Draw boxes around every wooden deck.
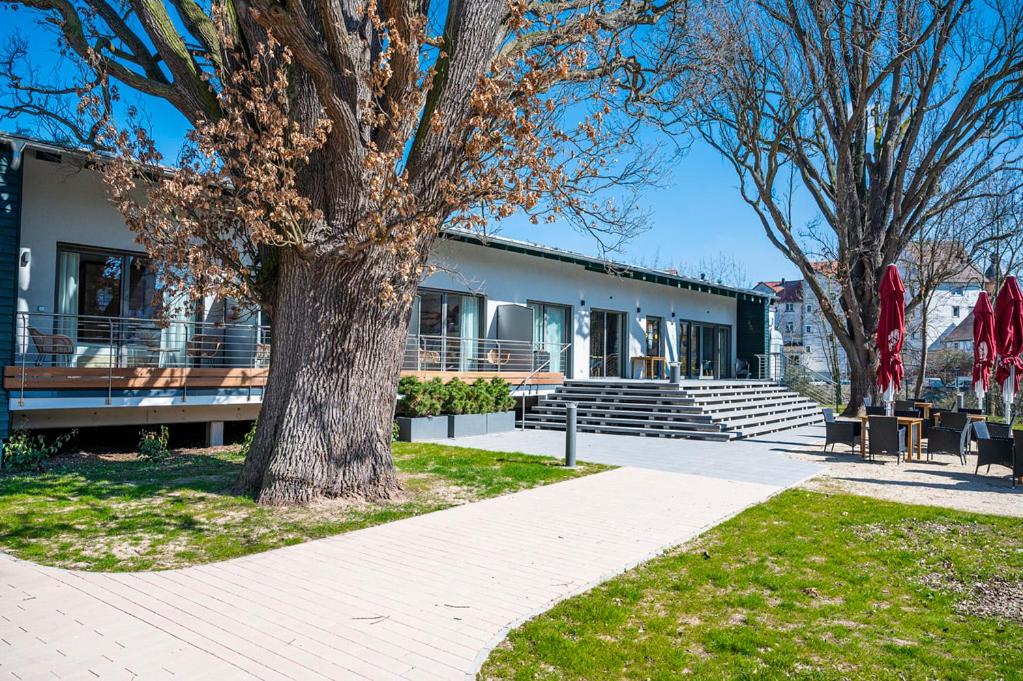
[3,366,563,391]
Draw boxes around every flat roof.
[1,132,768,303]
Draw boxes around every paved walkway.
[1,434,821,680]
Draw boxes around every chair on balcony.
[255,343,271,368]
[187,334,223,365]
[486,348,511,370]
[975,421,1014,477]
[867,415,906,463]
[27,327,74,366]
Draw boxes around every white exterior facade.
[1,137,770,433]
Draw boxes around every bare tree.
[677,253,751,288]
[672,0,1023,414]
[0,1,685,505]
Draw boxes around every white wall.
[423,239,739,378]
[18,153,147,320]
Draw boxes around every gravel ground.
[776,428,1023,517]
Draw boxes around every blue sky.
[1,8,804,287]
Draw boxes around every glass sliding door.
[409,289,482,371]
[56,245,166,367]
[589,309,624,377]
[528,302,572,375]
[645,316,663,356]
[717,326,732,378]
[679,321,733,378]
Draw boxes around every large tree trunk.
[838,267,881,417]
[233,249,412,505]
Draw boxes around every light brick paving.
[1,445,820,681]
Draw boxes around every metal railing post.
[18,313,26,406]
[106,319,113,405]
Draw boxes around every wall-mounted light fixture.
[580,299,585,307]
[636,306,641,314]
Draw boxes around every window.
[644,316,663,356]
[784,322,794,333]
[528,301,572,374]
[784,303,794,312]
[806,325,812,333]
[409,289,483,370]
[952,306,961,317]
[806,304,813,312]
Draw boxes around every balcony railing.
[15,312,272,370]
[402,333,571,375]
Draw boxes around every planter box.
[486,410,516,434]
[448,413,489,438]
[396,415,449,442]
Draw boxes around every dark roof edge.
[442,230,771,302]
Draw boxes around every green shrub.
[240,421,257,457]
[442,378,473,415]
[397,375,516,416]
[1,429,76,473]
[392,420,400,441]
[397,376,445,417]
[138,426,171,459]
[489,377,516,412]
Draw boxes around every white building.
[0,134,772,441]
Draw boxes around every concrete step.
[543,394,700,409]
[532,405,715,423]
[521,419,735,441]
[731,413,824,439]
[525,412,724,432]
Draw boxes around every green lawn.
[481,490,1023,680]
[0,442,607,572]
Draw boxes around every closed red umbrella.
[876,264,906,412]
[972,291,995,403]
[994,275,1023,422]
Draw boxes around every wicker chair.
[186,333,223,362]
[865,405,887,416]
[975,421,1014,476]
[825,419,861,453]
[28,327,74,366]
[867,415,906,463]
[927,419,971,464]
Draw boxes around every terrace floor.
[0,433,820,680]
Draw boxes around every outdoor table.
[630,355,667,379]
[914,401,932,421]
[859,415,924,461]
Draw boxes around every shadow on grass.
[0,450,247,501]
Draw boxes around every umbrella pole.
[1007,365,1016,425]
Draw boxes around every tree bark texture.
[233,249,412,505]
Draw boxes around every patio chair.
[27,326,74,366]
[865,405,887,416]
[895,408,922,419]
[735,358,751,379]
[894,399,917,412]
[940,411,969,431]
[927,418,971,465]
[186,334,223,364]
[974,421,1014,476]
[1013,431,1023,487]
[959,407,984,415]
[867,415,906,464]
[825,419,861,453]
[822,408,835,423]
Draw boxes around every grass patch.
[481,490,1023,680]
[0,442,607,572]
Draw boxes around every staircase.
[521,379,823,440]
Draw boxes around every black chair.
[825,419,861,453]
[927,419,971,464]
[868,415,906,463]
[894,399,917,412]
[960,407,984,415]
[1012,431,1023,487]
[975,421,1014,476]
[988,422,1012,439]
[940,411,970,431]
[895,408,922,419]
[865,405,887,416]
[822,408,835,423]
